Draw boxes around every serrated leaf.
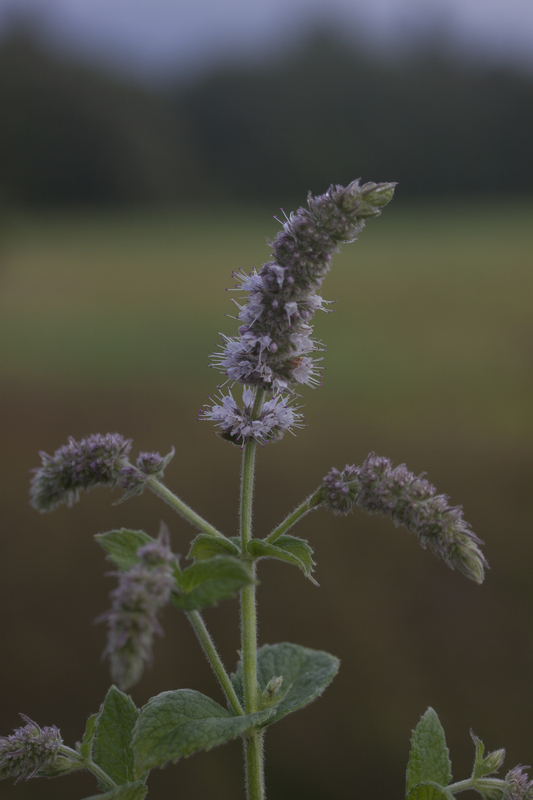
[407,781,455,800]
[93,686,140,786]
[247,535,317,584]
[232,642,340,726]
[77,712,99,761]
[81,780,147,800]
[132,689,271,775]
[95,529,156,571]
[187,534,240,561]
[172,556,254,611]
[406,708,452,795]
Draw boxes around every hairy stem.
[447,779,506,796]
[244,730,265,800]
[265,487,322,544]
[146,477,226,539]
[187,610,244,716]
[60,746,117,790]
[240,388,265,800]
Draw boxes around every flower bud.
[262,676,284,701]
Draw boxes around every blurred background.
[0,1,532,799]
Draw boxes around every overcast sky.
[1,0,532,78]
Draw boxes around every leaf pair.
[97,528,317,616]
[95,528,254,611]
[132,642,340,775]
[188,532,318,584]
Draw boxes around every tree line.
[1,25,532,207]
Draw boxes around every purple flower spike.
[210,180,395,395]
[30,433,132,512]
[30,435,175,511]
[199,388,304,446]
[0,715,62,783]
[98,524,177,690]
[321,453,487,584]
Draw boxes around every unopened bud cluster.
[321,453,487,584]
[98,526,177,690]
[0,715,62,783]
[30,434,173,510]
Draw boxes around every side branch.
[265,488,322,544]
[146,477,227,539]
[186,610,245,716]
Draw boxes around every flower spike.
[320,453,487,583]
[210,179,396,396]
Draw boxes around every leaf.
[132,689,271,775]
[406,782,455,800]
[93,686,140,786]
[172,556,254,611]
[81,780,147,800]
[247,535,317,584]
[187,534,240,561]
[232,642,340,726]
[95,529,155,571]
[406,708,452,795]
[77,712,100,761]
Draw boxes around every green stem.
[265,487,322,544]
[446,780,473,795]
[187,610,245,716]
[146,476,226,539]
[244,730,265,800]
[239,388,265,800]
[87,759,118,791]
[60,745,117,790]
[447,779,506,796]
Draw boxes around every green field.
[1,197,532,445]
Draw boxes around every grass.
[1,197,532,442]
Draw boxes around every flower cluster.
[211,179,395,395]
[320,453,487,584]
[0,715,62,783]
[199,388,304,446]
[30,434,174,511]
[204,180,395,446]
[98,525,177,690]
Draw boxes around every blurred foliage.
[0,23,533,207]
[0,23,202,206]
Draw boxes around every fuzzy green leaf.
[77,712,100,761]
[172,556,254,611]
[187,534,240,561]
[81,780,147,800]
[132,689,271,775]
[95,529,155,571]
[93,686,140,786]
[232,642,340,726]
[406,708,452,795]
[406,782,455,800]
[247,536,317,584]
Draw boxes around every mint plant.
[1,179,526,799]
